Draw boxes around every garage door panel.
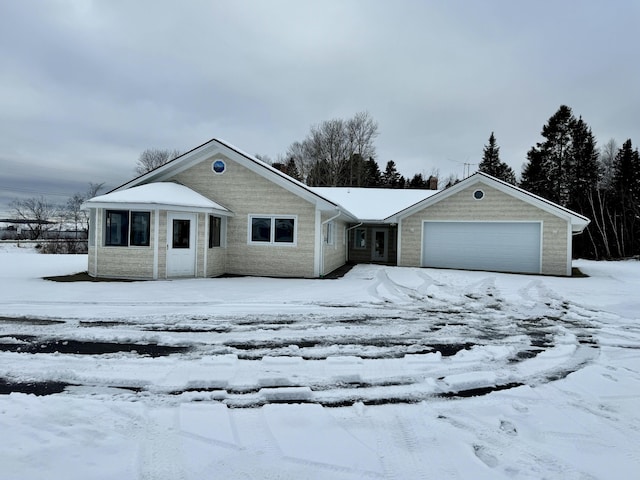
[422,222,541,274]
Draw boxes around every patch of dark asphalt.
[0,378,70,396]
[0,316,64,325]
[0,337,189,356]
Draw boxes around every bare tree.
[135,148,181,175]
[286,141,312,183]
[66,182,105,238]
[287,112,379,186]
[10,196,59,240]
[599,138,618,191]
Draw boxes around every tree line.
[7,183,103,252]
[10,107,638,260]
[519,105,639,260]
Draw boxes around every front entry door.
[371,228,388,262]
[167,212,197,277]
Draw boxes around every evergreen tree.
[568,117,600,210]
[611,139,640,256]
[521,147,552,199]
[382,160,401,188]
[520,105,577,206]
[478,132,516,184]
[363,157,382,187]
[408,173,428,188]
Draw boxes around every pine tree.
[363,158,382,186]
[408,173,427,188]
[478,132,516,184]
[382,160,401,188]
[520,105,576,206]
[521,147,552,199]
[611,139,640,256]
[568,117,600,210]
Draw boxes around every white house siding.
[172,153,318,278]
[322,216,347,276]
[92,209,156,279]
[399,184,570,276]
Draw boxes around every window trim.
[104,209,151,248]
[247,214,298,246]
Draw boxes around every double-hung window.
[249,215,296,245]
[105,210,150,247]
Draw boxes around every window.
[249,215,296,245]
[172,219,190,248]
[105,210,150,247]
[130,212,150,246]
[354,228,366,249]
[105,210,128,246]
[473,189,485,200]
[325,221,335,245]
[209,215,221,248]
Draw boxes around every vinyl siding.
[172,153,318,278]
[322,216,347,275]
[399,184,570,276]
[91,208,156,279]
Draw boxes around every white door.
[167,212,197,277]
[422,221,541,274]
[371,228,388,262]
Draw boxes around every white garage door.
[422,222,541,274]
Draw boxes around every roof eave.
[82,201,233,216]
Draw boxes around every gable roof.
[310,187,439,222]
[110,138,357,221]
[388,172,590,232]
[83,182,232,215]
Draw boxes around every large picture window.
[249,215,296,245]
[105,210,150,247]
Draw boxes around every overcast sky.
[1,0,639,215]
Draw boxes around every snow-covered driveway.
[1,245,639,479]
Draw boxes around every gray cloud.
[1,0,639,214]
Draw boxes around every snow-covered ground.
[1,243,639,479]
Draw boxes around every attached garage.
[421,221,541,274]
[392,173,590,276]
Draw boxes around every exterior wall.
[348,224,398,265]
[87,209,99,276]
[399,184,570,276]
[322,216,348,275]
[172,153,318,278]
[157,210,167,279]
[92,208,156,279]
[206,216,227,277]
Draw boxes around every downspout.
[320,208,342,277]
[345,222,363,263]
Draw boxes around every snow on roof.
[309,187,440,221]
[84,182,229,212]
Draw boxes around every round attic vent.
[473,189,485,200]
